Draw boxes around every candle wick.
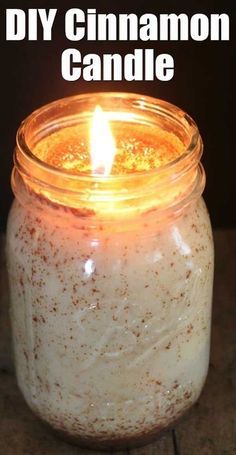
[93,167,106,176]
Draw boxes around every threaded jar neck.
[13,92,205,223]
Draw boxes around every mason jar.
[6,93,214,450]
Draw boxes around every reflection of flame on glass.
[90,106,116,176]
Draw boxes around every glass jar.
[6,93,214,450]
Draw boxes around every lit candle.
[6,93,214,450]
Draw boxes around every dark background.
[0,0,234,230]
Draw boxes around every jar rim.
[16,91,202,184]
[13,92,204,219]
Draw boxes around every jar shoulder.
[6,197,213,273]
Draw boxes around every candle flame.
[90,106,116,176]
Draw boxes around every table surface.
[0,231,236,455]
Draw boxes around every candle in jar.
[6,93,214,450]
